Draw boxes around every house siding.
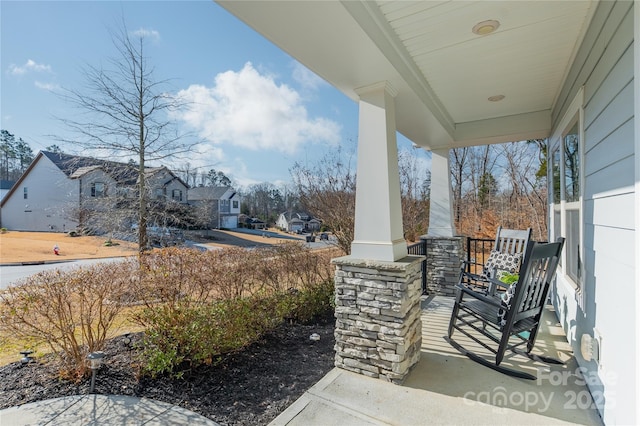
[1,155,79,231]
[187,187,240,229]
[551,1,636,424]
[147,169,189,204]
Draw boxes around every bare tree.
[57,20,196,252]
[398,149,430,241]
[290,148,356,254]
[450,147,468,225]
[241,183,285,223]
[498,141,548,240]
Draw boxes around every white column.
[350,81,407,262]
[633,4,640,425]
[427,148,455,237]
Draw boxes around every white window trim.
[549,87,585,308]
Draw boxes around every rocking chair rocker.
[447,238,565,380]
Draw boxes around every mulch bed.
[0,316,336,425]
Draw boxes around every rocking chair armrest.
[459,285,503,308]
[487,277,509,296]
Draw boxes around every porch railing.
[464,237,494,275]
[407,239,428,295]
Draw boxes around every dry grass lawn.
[0,231,139,264]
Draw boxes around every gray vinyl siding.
[551,1,635,424]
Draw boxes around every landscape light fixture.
[86,351,106,393]
[20,350,34,365]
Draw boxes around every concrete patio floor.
[271,295,604,425]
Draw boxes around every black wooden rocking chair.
[447,238,565,380]
[458,226,532,294]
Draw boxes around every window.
[172,189,183,201]
[91,182,105,197]
[233,200,239,209]
[551,148,562,246]
[563,122,581,283]
[549,88,583,292]
[23,187,28,199]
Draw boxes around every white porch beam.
[427,148,456,237]
[350,81,407,262]
[451,110,551,148]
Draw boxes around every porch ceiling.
[216,1,597,150]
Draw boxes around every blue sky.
[1,1,430,188]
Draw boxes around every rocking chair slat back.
[510,240,562,320]
[493,226,532,255]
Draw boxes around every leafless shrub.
[0,259,135,380]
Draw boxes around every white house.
[276,211,321,233]
[0,151,189,232]
[187,186,241,229]
[0,151,81,231]
[217,1,638,424]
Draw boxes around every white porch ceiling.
[216,1,596,150]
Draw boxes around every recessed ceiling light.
[472,20,500,36]
[488,95,505,102]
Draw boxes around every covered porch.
[271,295,602,425]
[216,1,638,424]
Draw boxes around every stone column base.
[423,236,463,297]
[332,255,423,383]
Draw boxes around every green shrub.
[135,296,285,377]
[280,280,335,324]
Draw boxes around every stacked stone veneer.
[332,255,423,383]
[424,236,463,297]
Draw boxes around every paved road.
[0,258,128,289]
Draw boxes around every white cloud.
[291,61,326,91]
[34,81,60,91]
[132,28,160,41]
[175,62,341,154]
[8,59,52,75]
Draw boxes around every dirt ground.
[0,229,305,264]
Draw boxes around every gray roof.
[188,186,232,201]
[0,180,15,190]
[42,151,139,185]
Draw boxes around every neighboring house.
[146,167,190,204]
[218,1,639,423]
[187,186,241,229]
[276,211,321,233]
[0,150,188,232]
